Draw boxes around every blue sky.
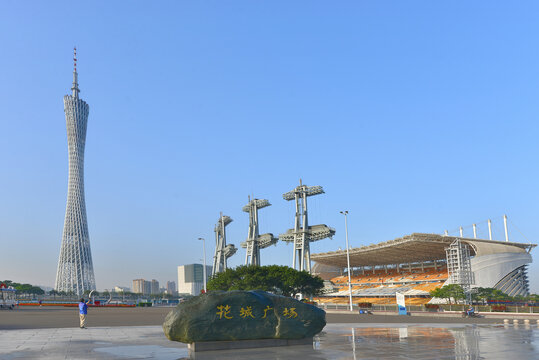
[1,1,538,292]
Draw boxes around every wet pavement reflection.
[1,323,537,359]
[313,323,538,360]
[188,324,538,360]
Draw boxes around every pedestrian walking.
[78,298,90,328]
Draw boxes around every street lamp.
[340,211,353,311]
[198,237,207,293]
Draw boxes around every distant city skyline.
[1,2,538,292]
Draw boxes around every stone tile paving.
[0,324,538,359]
[0,326,188,359]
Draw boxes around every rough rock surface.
[163,290,326,343]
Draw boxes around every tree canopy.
[472,287,507,302]
[0,280,45,295]
[2,280,44,295]
[429,285,539,304]
[429,284,465,304]
[207,265,324,297]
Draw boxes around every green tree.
[49,289,58,300]
[445,284,465,303]
[207,265,324,297]
[430,284,465,304]
[31,286,44,295]
[430,287,451,303]
[2,280,46,297]
[14,283,44,295]
[491,289,510,301]
[472,287,494,304]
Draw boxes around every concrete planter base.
[188,337,313,352]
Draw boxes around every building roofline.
[311,233,536,268]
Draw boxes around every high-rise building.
[55,48,96,296]
[132,279,157,295]
[151,279,160,294]
[143,280,151,295]
[177,264,212,296]
[166,281,176,295]
[132,279,145,294]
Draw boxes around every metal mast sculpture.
[55,48,96,295]
[279,180,335,273]
[241,196,278,266]
[212,213,237,276]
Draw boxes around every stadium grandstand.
[311,233,536,305]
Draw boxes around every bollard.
[524,319,530,325]
[513,319,519,325]
[503,319,509,324]
[537,319,539,326]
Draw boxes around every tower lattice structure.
[212,212,237,276]
[279,180,335,273]
[445,238,474,303]
[240,197,278,266]
[55,48,96,295]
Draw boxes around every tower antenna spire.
[71,46,80,98]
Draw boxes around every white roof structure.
[313,233,537,297]
[312,233,535,268]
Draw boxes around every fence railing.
[317,303,539,313]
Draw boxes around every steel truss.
[55,48,96,296]
[445,238,474,303]
[212,213,236,276]
[240,197,278,266]
[279,179,335,273]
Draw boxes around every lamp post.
[198,237,207,293]
[340,211,353,311]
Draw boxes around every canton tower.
[55,48,96,295]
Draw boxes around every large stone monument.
[163,290,326,351]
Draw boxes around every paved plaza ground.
[0,307,501,329]
[1,307,537,359]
